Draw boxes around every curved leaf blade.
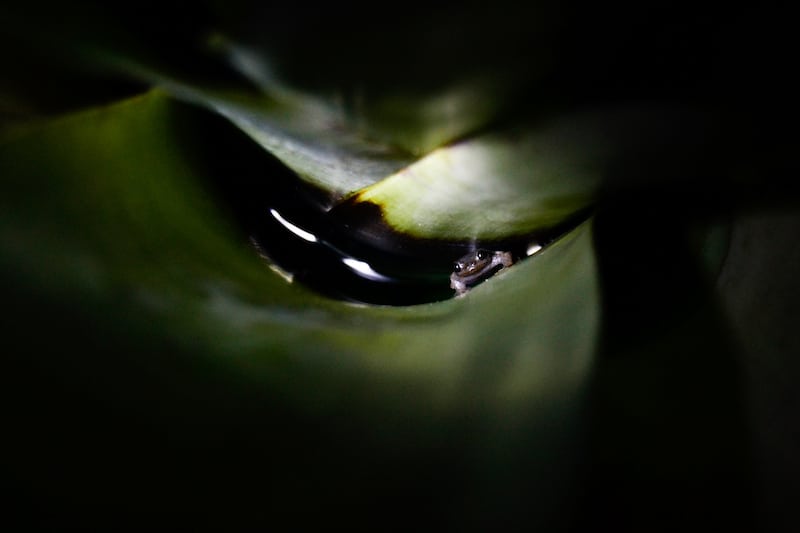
[352,107,681,239]
[0,90,599,412]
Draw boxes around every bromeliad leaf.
[0,90,599,414]
[110,59,413,198]
[349,107,682,240]
[93,40,703,244]
[215,37,521,156]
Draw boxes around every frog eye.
[476,250,488,260]
[453,263,462,272]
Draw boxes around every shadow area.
[581,197,754,530]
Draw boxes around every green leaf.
[1,89,598,407]
[1,89,599,524]
[213,36,526,155]
[350,107,682,239]
[111,62,693,242]
[102,60,414,197]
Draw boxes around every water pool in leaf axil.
[197,111,592,306]
[243,172,590,306]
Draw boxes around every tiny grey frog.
[450,249,514,296]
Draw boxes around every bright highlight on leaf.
[348,106,692,240]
